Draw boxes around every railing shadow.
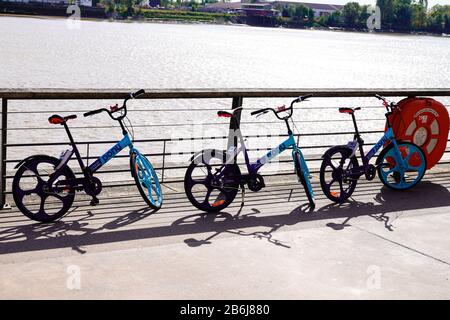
[0,181,449,255]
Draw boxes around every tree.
[281,6,294,18]
[120,0,136,17]
[392,0,412,31]
[101,0,117,14]
[411,1,427,31]
[293,5,308,21]
[377,0,394,29]
[358,4,371,28]
[307,8,314,21]
[342,2,360,28]
[427,5,448,32]
[325,11,342,27]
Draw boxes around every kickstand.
[90,196,99,206]
[240,183,246,207]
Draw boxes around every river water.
[0,16,449,178]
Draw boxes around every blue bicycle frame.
[88,134,134,173]
[349,127,404,167]
[223,130,311,181]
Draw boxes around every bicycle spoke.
[202,187,213,205]
[326,178,336,189]
[338,178,345,195]
[48,191,68,202]
[190,178,208,185]
[36,194,48,217]
[151,183,161,197]
[21,187,38,196]
[329,160,338,170]
[383,167,396,176]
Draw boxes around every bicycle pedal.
[90,196,99,206]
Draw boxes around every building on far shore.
[0,0,93,6]
[203,1,343,18]
[201,1,242,14]
[272,1,343,17]
[241,2,280,17]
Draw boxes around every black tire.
[184,149,241,213]
[377,141,427,191]
[12,155,75,222]
[320,147,359,203]
[294,151,315,208]
[130,151,162,210]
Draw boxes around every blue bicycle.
[12,89,162,222]
[320,94,427,203]
[184,95,315,212]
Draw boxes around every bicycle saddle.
[217,107,243,118]
[48,114,77,125]
[339,107,361,114]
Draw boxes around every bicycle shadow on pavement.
[313,181,450,232]
[0,181,448,254]
[178,203,313,249]
[0,206,157,254]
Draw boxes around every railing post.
[86,143,90,166]
[161,140,166,183]
[227,96,243,149]
[1,98,8,209]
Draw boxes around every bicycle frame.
[347,127,404,173]
[51,122,135,189]
[221,129,303,177]
[88,134,133,173]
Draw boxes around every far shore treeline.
[1,0,449,34]
[98,0,450,34]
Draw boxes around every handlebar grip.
[251,109,268,116]
[131,89,145,98]
[301,93,313,101]
[84,109,104,117]
[374,94,383,100]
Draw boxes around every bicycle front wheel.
[377,142,427,190]
[130,151,162,210]
[293,151,315,208]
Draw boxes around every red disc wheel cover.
[386,97,449,170]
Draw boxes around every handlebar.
[250,108,270,116]
[83,108,106,117]
[293,93,313,104]
[374,94,396,111]
[251,94,312,120]
[84,89,145,120]
[131,89,145,99]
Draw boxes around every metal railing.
[1,88,450,209]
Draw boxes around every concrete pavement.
[0,168,449,299]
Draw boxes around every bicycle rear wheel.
[184,149,241,213]
[12,155,75,222]
[320,147,359,203]
[130,150,162,210]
